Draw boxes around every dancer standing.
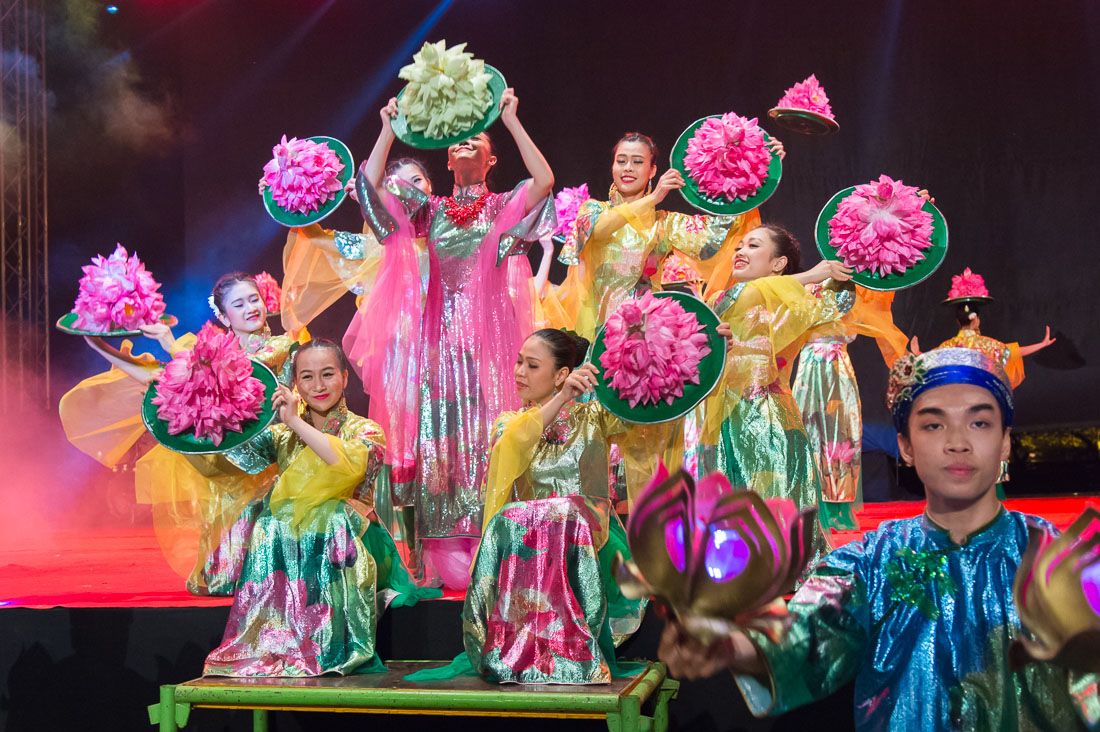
[355,91,555,587]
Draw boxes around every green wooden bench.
[149,660,678,732]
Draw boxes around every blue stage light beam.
[858,0,904,164]
[328,0,454,139]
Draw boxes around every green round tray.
[815,185,948,292]
[56,312,177,337]
[390,65,507,150]
[591,291,725,425]
[262,136,354,227]
[671,116,783,216]
[767,107,839,136]
[141,358,278,454]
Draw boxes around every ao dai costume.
[408,400,647,685]
[201,401,439,677]
[554,187,760,339]
[792,287,908,530]
[698,277,853,554]
[733,509,1100,731]
[356,176,555,550]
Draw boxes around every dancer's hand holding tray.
[670,112,783,215]
[142,323,278,454]
[590,290,724,424]
[57,243,176,336]
[1010,507,1100,673]
[389,40,508,149]
[615,464,819,643]
[815,175,948,291]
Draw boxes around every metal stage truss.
[0,0,48,412]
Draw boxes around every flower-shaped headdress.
[942,267,993,323]
[775,74,835,120]
[1011,507,1100,673]
[615,464,818,642]
[887,347,1013,432]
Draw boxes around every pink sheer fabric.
[343,193,423,485]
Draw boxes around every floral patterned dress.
[202,401,439,677]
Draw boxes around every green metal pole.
[252,708,269,732]
[158,686,178,732]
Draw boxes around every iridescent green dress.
[792,333,862,529]
[201,401,439,677]
[733,509,1100,731]
[698,276,853,554]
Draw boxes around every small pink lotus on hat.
[946,267,989,300]
[775,74,835,121]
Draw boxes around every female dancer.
[413,329,648,684]
[697,225,852,553]
[201,339,438,677]
[355,90,555,588]
[554,132,782,339]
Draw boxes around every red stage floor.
[1,497,1096,609]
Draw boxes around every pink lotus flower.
[683,113,772,202]
[828,175,934,277]
[661,252,701,284]
[258,135,345,215]
[947,267,989,299]
[72,244,166,332]
[823,440,858,465]
[152,323,267,445]
[553,184,589,238]
[775,74,835,120]
[254,271,282,314]
[598,293,711,408]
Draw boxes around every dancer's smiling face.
[394,162,432,195]
[447,133,496,184]
[731,227,788,282]
[293,347,348,415]
[612,140,657,199]
[217,281,266,335]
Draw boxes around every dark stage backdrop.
[48,0,1100,433]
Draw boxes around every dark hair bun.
[569,334,590,368]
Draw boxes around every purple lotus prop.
[1011,507,1100,673]
[614,463,818,642]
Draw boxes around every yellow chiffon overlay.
[280,223,383,338]
[556,189,761,339]
[59,333,196,468]
[702,276,852,444]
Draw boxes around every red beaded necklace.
[442,192,490,227]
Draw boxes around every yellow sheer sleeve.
[135,444,277,584]
[703,276,845,441]
[271,426,385,530]
[280,224,381,338]
[663,209,762,297]
[481,408,544,534]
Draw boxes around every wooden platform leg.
[607,694,641,732]
[147,685,190,731]
[252,708,270,732]
[651,679,680,732]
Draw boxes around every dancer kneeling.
[412,329,647,684]
[659,347,1099,730]
[201,339,439,677]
